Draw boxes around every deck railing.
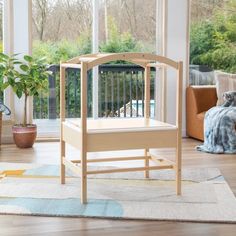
[33,64,156,119]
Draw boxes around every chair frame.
[60,53,183,204]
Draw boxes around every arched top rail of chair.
[63,53,180,70]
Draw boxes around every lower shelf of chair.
[62,118,178,152]
[62,154,176,176]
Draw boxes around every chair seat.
[66,118,177,134]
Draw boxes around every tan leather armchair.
[186,86,217,141]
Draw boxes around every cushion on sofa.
[215,71,236,105]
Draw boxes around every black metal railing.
[33,64,156,119]
[0,91,3,102]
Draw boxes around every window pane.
[99,0,156,53]
[189,0,236,85]
[32,0,92,136]
[32,0,158,137]
[98,0,157,118]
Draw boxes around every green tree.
[100,16,142,54]
[33,32,92,64]
[190,0,236,73]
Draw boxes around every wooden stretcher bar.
[64,155,175,176]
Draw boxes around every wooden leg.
[176,142,182,195]
[60,140,65,184]
[81,151,87,204]
[144,149,149,178]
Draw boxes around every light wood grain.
[60,63,81,69]
[60,53,183,203]
[66,118,177,132]
[144,66,150,178]
[60,65,66,184]
[176,61,183,195]
[80,61,88,203]
[87,165,174,175]
[63,157,81,176]
[71,155,149,163]
[63,52,179,69]
[62,122,81,149]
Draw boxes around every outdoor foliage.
[31,0,236,119]
[32,16,146,65]
[100,16,142,54]
[33,32,92,64]
[32,1,236,72]
[190,0,236,72]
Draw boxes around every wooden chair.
[60,53,183,204]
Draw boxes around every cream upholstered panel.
[215,71,236,105]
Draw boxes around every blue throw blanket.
[197,92,236,154]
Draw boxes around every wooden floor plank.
[0,138,236,236]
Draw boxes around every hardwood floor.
[0,138,236,236]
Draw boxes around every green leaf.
[13,61,22,65]
[2,82,9,90]
[12,53,20,57]
[0,53,9,60]
[36,57,47,64]
[0,63,6,68]
[16,89,23,98]
[24,55,33,62]
[20,64,29,72]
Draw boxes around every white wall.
[3,0,14,119]
[2,0,14,143]
[166,0,189,135]
[92,0,99,118]
[2,0,32,143]
[13,0,32,124]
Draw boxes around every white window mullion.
[155,0,167,122]
[28,0,33,124]
[92,0,99,119]
[13,0,32,124]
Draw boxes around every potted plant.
[0,53,50,148]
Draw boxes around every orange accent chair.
[186,86,217,141]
